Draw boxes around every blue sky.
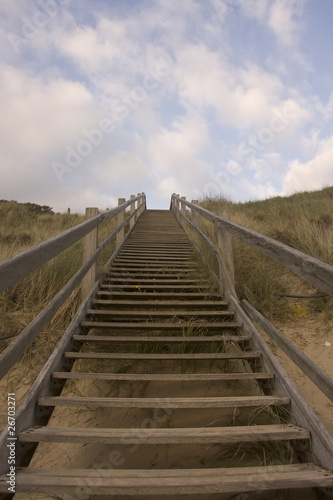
[1,0,333,212]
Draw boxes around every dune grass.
[0,200,120,407]
[197,186,333,318]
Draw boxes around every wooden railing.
[171,194,333,403]
[0,193,146,380]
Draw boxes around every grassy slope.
[199,186,333,318]
[0,200,117,377]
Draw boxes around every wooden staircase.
[1,209,333,499]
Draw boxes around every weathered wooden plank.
[81,207,99,300]
[52,371,274,382]
[119,250,193,256]
[109,266,197,272]
[113,258,192,263]
[100,284,211,290]
[38,395,290,408]
[86,309,233,318]
[96,292,221,299]
[103,278,208,284]
[92,299,228,308]
[107,273,197,279]
[241,299,333,403]
[81,320,241,330]
[3,464,331,495]
[64,351,261,360]
[72,334,248,343]
[19,424,310,445]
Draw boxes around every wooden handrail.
[0,194,145,294]
[0,195,145,380]
[241,299,333,402]
[171,194,333,296]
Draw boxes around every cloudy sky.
[1,0,333,212]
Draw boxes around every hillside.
[199,186,333,317]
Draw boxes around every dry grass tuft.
[197,186,333,319]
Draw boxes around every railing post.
[116,198,126,249]
[171,193,176,212]
[181,196,187,230]
[141,192,145,214]
[81,207,99,300]
[175,194,180,221]
[217,210,235,289]
[130,194,136,229]
[191,200,199,227]
[136,193,141,216]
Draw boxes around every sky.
[1,0,333,212]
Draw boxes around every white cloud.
[175,42,312,141]
[0,64,104,206]
[239,0,270,21]
[268,0,306,49]
[282,134,333,195]
[240,0,308,51]
[147,112,213,203]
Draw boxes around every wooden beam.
[19,424,310,444]
[116,198,126,249]
[241,299,333,403]
[38,395,290,408]
[1,464,332,495]
[52,371,274,382]
[81,207,99,300]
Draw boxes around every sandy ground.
[269,310,333,437]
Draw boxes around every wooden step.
[52,371,275,382]
[103,278,208,284]
[114,259,193,265]
[96,292,221,300]
[120,249,193,254]
[109,266,198,272]
[38,395,290,409]
[64,351,261,361]
[3,464,331,495]
[81,320,241,330]
[100,284,211,291]
[86,309,234,319]
[107,273,201,280]
[92,299,228,308]
[19,424,310,445]
[2,464,332,496]
[73,334,249,344]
